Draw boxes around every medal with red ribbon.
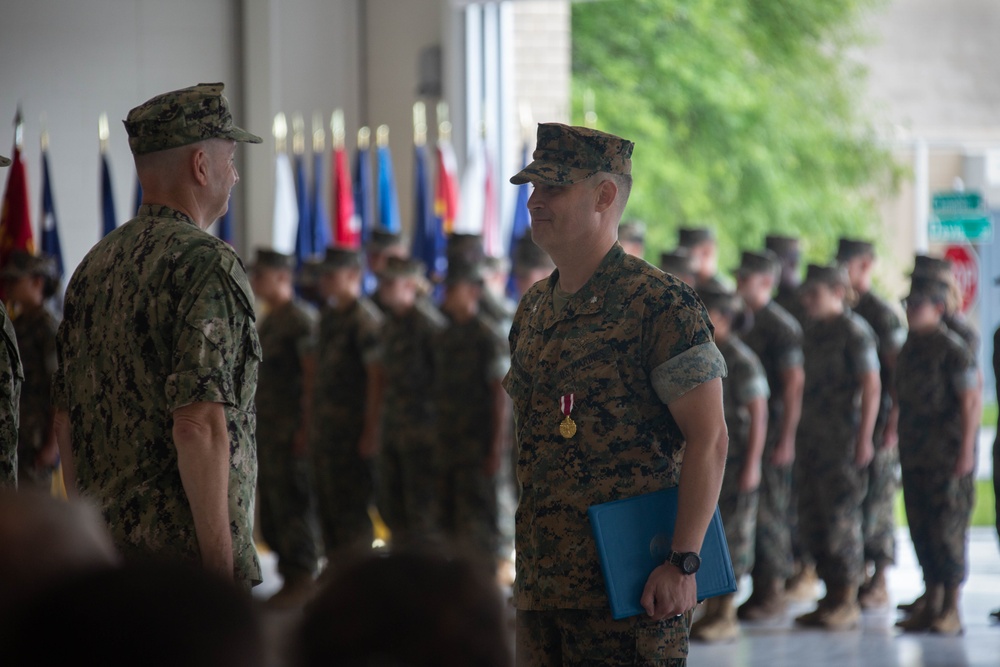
[559,393,577,439]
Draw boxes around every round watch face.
[682,553,701,574]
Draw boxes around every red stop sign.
[943,245,978,313]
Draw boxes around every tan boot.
[690,597,721,639]
[929,586,964,636]
[817,586,861,630]
[795,592,833,627]
[692,594,740,642]
[785,561,820,602]
[858,564,890,610]
[896,591,926,616]
[896,584,942,632]
[265,570,316,610]
[738,577,787,621]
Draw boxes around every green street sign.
[929,190,993,243]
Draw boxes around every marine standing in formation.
[250,248,320,607]
[1,251,58,491]
[53,82,263,587]
[794,264,880,629]
[504,123,728,665]
[0,153,22,490]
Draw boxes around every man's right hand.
[770,434,795,467]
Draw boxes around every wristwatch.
[666,550,701,575]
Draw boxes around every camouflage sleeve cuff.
[777,347,804,371]
[650,342,728,405]
[165,367,236,411]
[737,374,770,405]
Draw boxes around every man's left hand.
[640,562,696,620]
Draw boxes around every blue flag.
[411,143,443,280]
[376,144,401,234]
[40,149,64,277]
[506,142,532,299]
[101,153,117,237]
[311,150,331,253]
[293,153,313,266]
[353,144,373,248]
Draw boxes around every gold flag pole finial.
[357,126,371,151]
[413,101,427,147]
[40,112,49,152]
[273,112,288,154]
[331,109,346,150]
[14,105,25,151]
[436,101,451,143]
[292,113,305,156]
[98,112,110,154]
[376,124,389,148]
[312,111,326,154]
[583,89,597,129]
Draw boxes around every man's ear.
[595,178,618,213]
[191,147,210,187]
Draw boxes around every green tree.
[572,0,902,271]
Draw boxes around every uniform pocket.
[634,615,689,666]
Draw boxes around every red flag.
[434,140,459,235]
[0,145,35,269]
[332,145,358,247]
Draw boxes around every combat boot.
[794,592,832,627]
[896,590,926,615]
[692,594,740,642]
[816,586,861,630]
[785,561,820,602]
[737,577,786,621]
[858,563,890,610]
[929,586,963,636]
[690,597,720,638]
[896,584,942,632]
[265,570,316,610]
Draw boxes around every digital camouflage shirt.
[719,336,769,460]
[310,296,383,435]
[255,298,317,439]
[742,300,803,428]
[853,290,906,433]
[896,325,978,471]
[53,204,261,584]
[433,312,509,464]
[13,306,58,462]
[0,307,22,489]
[798,311,879,454]
[503,243,727,610]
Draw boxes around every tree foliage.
[572,0,902,270]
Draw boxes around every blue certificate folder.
[587,487,737,620]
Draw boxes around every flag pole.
[436,101,451,143]
[98,112,110,154]
[273,112,288,154]
[40,114,49,153]
[331,109,346,151]
[376,124,389,149]
[14,105,24,151]
[312,112,325,155]
[292,113,305,157]
[413,102,427,148]
[358,126,370,151]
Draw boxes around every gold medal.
[559,393,576,439]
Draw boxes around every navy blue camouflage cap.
[735,250,780,277]
[835,237,875,263]
[510,123,633,186]
[0,155,9,168]
[124,82,262,156]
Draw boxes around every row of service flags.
[269,111,530,283]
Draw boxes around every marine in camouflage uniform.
[310,247,384,566]
[836,238,907,608]
[677,227,729,292]
[1,251,60,491]
[52,83,263,587]
[692,287,768,642]
[377,256,446,546]
[766,234,807,326]
[249,249,320,606]
[505,124,728,666]
[895,276,978,635]
[433,261,510,569]
[0,153,20,490]
[793,264,880,630]
[735,250,804,619]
